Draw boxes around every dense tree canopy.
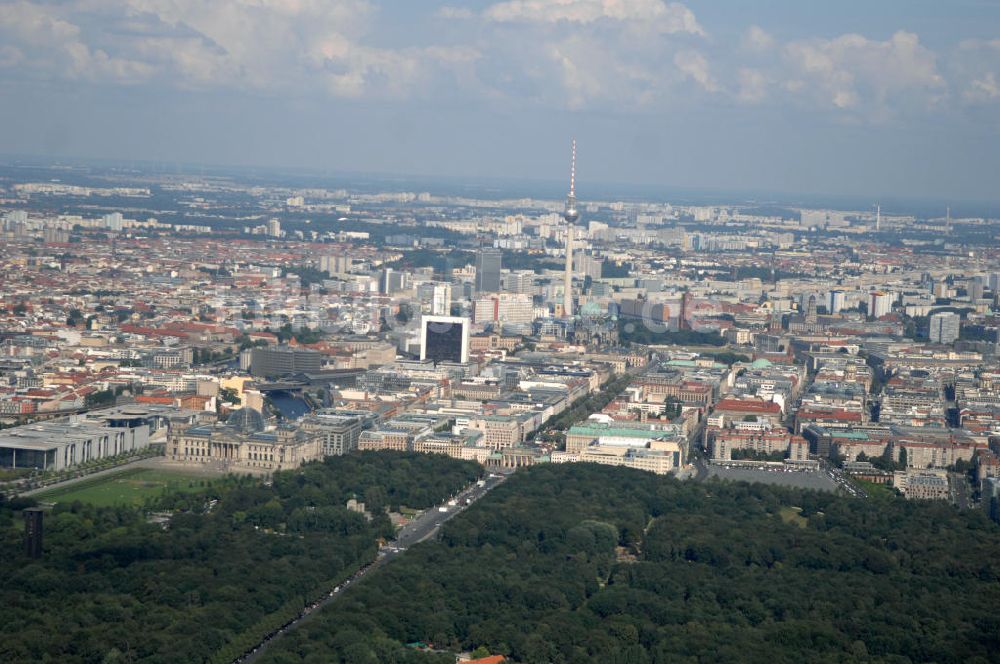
[262,464,1000,664]
[0,452,480,664]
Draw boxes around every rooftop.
[568,423,679,439]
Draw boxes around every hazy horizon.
[2,152,996,220]
[1,1,999,205]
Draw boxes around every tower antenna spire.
[569,138,576,198]
[562,139,580,319]
[564,139,579,223]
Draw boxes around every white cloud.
[469,0,708,110]
[953,39,1000,105]
[782,31,945,116]
[674,50,717,92]
[437,6,474,20]
[0,1,153,83]
[484,0,703,35]
[541,35,659,109]
[0,0,470,98]
[743,25,775,52]
[1,0,996,121]
[959,38,1000,52]
[313,43,481,99]
[737,68,768,103]
[966,72,1000,102]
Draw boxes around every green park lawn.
[777,505,808,528]
[34,467,214,507]
[855,478,898,499]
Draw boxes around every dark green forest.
[0,452,480,664]
[262,463,1000,664]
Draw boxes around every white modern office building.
[420,315,470,364]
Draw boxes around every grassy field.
[34,467,215,507]
[855,479,898,499]
[778,505,808,528]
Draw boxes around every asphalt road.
[393,472,506,549]
[950,472,971,509]
[235,472,508,663]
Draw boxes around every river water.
[267,391,311,420]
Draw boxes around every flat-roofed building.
[637,374,714,405]
[412,432,482,460]
[300,412,364,456]
[357,429,413,452]
[929,311,960,344]
[249,345,322,377]
[420,315,470,364]
[466,414,528,449]
[709,431,809,462]
[475,248,502,293]
[469,334,520,353]
[895,470,949,500]
[560,445,680,475]
[565,421,685,454]
[0,406,164,471]
[899,439,978,469]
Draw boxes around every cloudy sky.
[1,0,999,202]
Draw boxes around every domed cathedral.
[167,408,322,474]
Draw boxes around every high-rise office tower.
[473,293,534,325]
[417,282,452,316]
[420,315,470,364]
[475,248,502,293]
[563,139,580,318]
[381,269,408,294]
[576,253,603,280]
[929,311,960,344]
[969,277,985,302]
[869,291,893,319]
[103,212,124,231]
[320,255,353,276]
[502,271,534,294]
[828,290,846,314]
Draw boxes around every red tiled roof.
[714,399,781,414]
[136,395,174,405]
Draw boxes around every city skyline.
[2,128,1000,662]
[1,1,999,202]
[4,3,1000,662]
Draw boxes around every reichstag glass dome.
[228,407,266,434]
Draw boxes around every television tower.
[563,139,580,318]
[875,202,880,232]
